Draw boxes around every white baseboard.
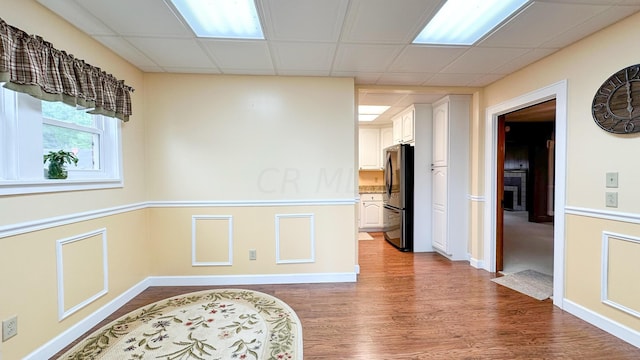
[147,272,357,286]
[563,298,640,348]
[25,278,151,360]
[25,272,356,359]
[469,257,484,269]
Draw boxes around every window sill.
[0,178,123,196]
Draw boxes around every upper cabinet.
[392,105,415,144]
[380,127,393,151]
[432,101,449,167]
[359,127,381,170]
[359,126,393,170]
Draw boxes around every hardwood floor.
[53,232,640,359]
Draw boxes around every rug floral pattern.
[60,289,301,360]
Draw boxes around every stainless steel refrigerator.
[382,144,414,251]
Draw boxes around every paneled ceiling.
[37,0,640,124]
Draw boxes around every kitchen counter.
[359,185,385,194]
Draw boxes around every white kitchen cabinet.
[401,107,415,143]
[359,127,381,170]
[359,193,383,230]
[430,95,471,260]
[392,105,415,144]
[432,101,448,167]
[392,117,402,144]
[431,167,448,252]
[380,126,393,150]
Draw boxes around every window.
[0,86,122,195]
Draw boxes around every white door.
[431,167,448,253]
[432,101,448,167]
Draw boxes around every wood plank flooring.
[53,232,640,359]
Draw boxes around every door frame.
[483,80,567,309]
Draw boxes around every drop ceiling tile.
[424,73,485,87]
[94,36,159,69]
[492,48,559,75]
[480,2,608,48]
[222,68,276,75]
[271,42,336,72]
[542,5,640,48]
[388,46,469,73]
[201,40,274,72]
[467,74,508,87]
[334,72,382,84]
[161,67,221,74]
[341,0,438,43]
[37,0,115,36]
[334,44,404,72]
[441,47,530,74]
[75,0,192,37]
[126,37,216,68]
[277,69,331,76]
[261,0,349,42]
[376,72,431,86]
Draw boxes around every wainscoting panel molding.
[275,213,315,264]
[56,228,108,320]
[601,231,640,319]
[191,215,233,266]
[1,199,357,239]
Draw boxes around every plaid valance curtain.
[0,18,134,122]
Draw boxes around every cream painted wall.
[0,210,150,359]
[143,74,356,201]
[0,0,147,226]
[142,73,357,291]
[1,3,358,358]
[0,1,150,359]
[478,12,640,333]
[147,205,356,276]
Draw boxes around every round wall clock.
[592,64,640,134]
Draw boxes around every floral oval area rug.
[59,289,302,360]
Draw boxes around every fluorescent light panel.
[359,105,390,122]
[413,0,527,45]
[171,0,264,39]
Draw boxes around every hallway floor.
[503,210,554,276]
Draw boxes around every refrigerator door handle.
[385,155,393,198]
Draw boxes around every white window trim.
[0,89,123,196]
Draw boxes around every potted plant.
[43,150,78,179]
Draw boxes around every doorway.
[483,80,567,308]
[497,101,555,276]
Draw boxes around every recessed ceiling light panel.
[171,0,264,39]
[358,105,390,122]
[413,0,528,46]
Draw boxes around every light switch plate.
[606,172,618,188]
[606,192,618,207]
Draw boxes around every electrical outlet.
[2,316,17,342]
[606,172,618,188]
[606,192,618,208]
[249,249,257,260]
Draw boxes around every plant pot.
[46,162,68,179]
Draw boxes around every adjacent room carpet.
[358,232,374,240]
[492,269,553,301]
[58,289,302,359]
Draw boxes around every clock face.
[592,64,640,134]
